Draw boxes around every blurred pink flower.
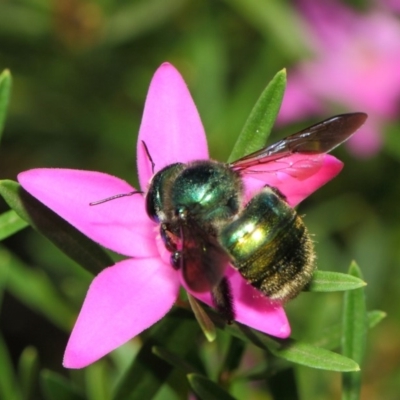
[18,63,344,369]
[279,0,400,157]
[380,0,400,13]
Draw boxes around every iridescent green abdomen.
[219,187,315,301]
[146,160,315,308]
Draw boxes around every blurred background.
[1,0,400,399]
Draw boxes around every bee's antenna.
[142,140,155,174]
[89,191,142,206]
[90,141,154,206]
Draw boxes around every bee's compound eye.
[145,163,186,222]
[145,189,160,222]
[170,252,181,270]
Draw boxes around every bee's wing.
[231,113,367,179]
[180,221,230,294]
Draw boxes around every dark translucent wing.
[231,112,367,171]
[180,221,230,293]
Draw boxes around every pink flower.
[279,0,400,157]
[380,0,400,13]
[18,63,344,368]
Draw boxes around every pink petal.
[228,268,290,338]
[243,155,343,207]
[284,3,400,123]
[137,62,209,190]
[63,258,180,368]
[18,169,158,258]
[190,268,290,338]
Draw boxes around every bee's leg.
[212,277,235,324]
[160,223,179,252]
[170,251,181,270]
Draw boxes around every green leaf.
[310,310,386,351]
[202,308,359,371]
[187,373,236,400]
[227,69,286,162]
[187,292,216,342]
[0,69,12,142]
[239,309,385,381]
[0,245,76,331]
[341,262,367,400]
[40,370,85,400]
[306,270,366,292]
[219,336,245,375]
[366,310,386,329]
[85,361,110,400]
[18,347,39,400]
[112,308,200,400]
[270,339,359,372]
[0,334,21,400]
[152,346,201,374]
[0,180,112,275]
[0,210,28,240]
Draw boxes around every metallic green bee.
[143,112,367,322]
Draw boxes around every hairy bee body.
[219,187,315,301]
[92,112,367,322]
[135,112,368,321]
[146,160,314,305]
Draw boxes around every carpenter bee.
[144,112,367,322]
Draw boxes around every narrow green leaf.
[109,341,141,376]
[0,334,21,400]
[342,262,367,400]
[0,245,76,331]
[227,69,286,162]
[270,339,359,372]
[152,346,201,374]
[0,180,112,275]
[40,370,85,400]
[310,310,386,351]
[0,209,28,240]
[202,308,359,371]
[366,310,386,329]
[112,308,199,400]
[0,69,12,142]
[219,336,245,375]
[239,309,385,381]
[187,292,216,342]
[306,270,366,292]
[187,373,236,400]
[85,361,110,400]
[18,347,39,400]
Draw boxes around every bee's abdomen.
[219,187,315,302]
